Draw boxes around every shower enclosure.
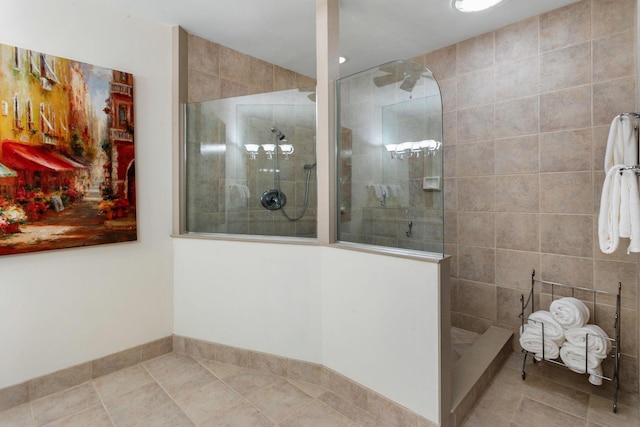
[336,60,444,254]
[184,88,317,238]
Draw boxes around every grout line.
[28,400,36,427]
[91,381,117,427]
[192,356,278,425]
[139,358,200,427]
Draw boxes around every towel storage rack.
[519,270,622,412]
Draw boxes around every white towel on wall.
[229,184,250,199]
[619,171,632,238]
[370,184,387,199]
[598,165,640,254]
[564,324,611,359]
[624,170,640,253]
[388,184,402,197]
[550,297,590,329]
[240,185,250,199]
[605,115,637,171]
[599,164,624,253]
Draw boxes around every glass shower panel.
[185,88,317,238]
[337,60,444,254]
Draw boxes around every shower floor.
[451,326,481,362]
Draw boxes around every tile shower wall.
[187,34,316,103]
[412,0,639,392]
[187,33,318,237]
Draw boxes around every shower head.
[270,127,287,141]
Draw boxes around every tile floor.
[461,351,640,427]
[0,352,404,427]
[0,348,638,426]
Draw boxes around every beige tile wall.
[187,34,315,103]
[412,0,639,392]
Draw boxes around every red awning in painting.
[1,141,86,172]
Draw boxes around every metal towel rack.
[519,270,622,413]
[617,112,640,175]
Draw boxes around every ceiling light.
[453,0,505,13]
[339,56,347,64]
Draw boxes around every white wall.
[321,247,443,419]
[173,239,445,422]
[0,0,174,388]
[173,239,324,363]
[0,3,445,423]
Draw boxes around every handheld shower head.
[270,127,286,141]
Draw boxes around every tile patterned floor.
[461,351,640,427]
[0,352,399,427]
[1,349,638,426]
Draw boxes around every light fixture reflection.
[279,144,294,159]
[261,143,276,159]
[200,142,226,155]
[244,144,260,160]
[384,140,442,159]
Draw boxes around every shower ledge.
[451,326,513,427]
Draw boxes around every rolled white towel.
[560,342,604,384]
[564,325,611,359]
[589,365,604,386]
[524,310,565,345]
[519,326,560,361]
[550,297,590,329]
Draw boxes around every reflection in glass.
[185,88,317,237]
[336,60,444,254]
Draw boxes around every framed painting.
[0,43,136,255]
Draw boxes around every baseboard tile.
[1,335,440,426]
[176,335,439,427]
[0,336,173,412]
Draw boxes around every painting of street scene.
[0,43,136,256]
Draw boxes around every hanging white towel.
[623,170,640,253]
[229,184,250,199]
[370,184,387,199]
[550,297,590,329]
[388,184,403,197]
[604,115,637,171]
[599,165,640,254]
[598,165,624,254]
